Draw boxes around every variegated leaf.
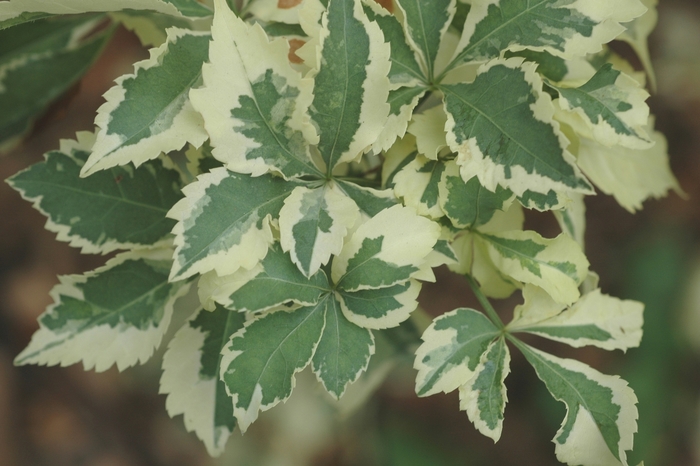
[553,64,652,149]
[81,29,209,175]
[220,299,327,432]
[395,0,455,81]
[450,0,471,34]
[190,0,321,179]
[407,105,448,160]
[160,305,245,456]
[447,0,646,70]
[392,155,446,219]
[208,243,331,312]
[0,0,212,21]
[0,11,51,30]
[312,296,374,398]
[414,308,500,397]
[459,336,510,442]
[7,132,183,254]
[309,0,390,171]
[332,204,441,291]
[15,249,190,372]
[517,189,569,212]
[442,58,593,197]
[169,168,300,281]
[247,0,305,24]
[110,10,202,47]
[0,15,113,152]
[382,136,418,189]
[509,286,643,352]
[577,124,681,213]
[477,230,589,305]
[279,183,360,277]
[619,0,658,91]
[517,342,637,466]
[336,180,398,217]
[184,140,223,177]
[373,85,426,152]
[553,192,586,246]
[337,279,421,329]
[438,160,514,229]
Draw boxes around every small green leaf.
[8,132,184,254]
[220,299,327,432]
[414,308,500,397]
[160,305,245,456]
[15,249,190,372]
[312,296,374,399]
[337,279,421,329]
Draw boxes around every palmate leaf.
[442,58,593,197]
[552,64,652,149]
[332,204,441,292]
[8,132,184,254]
[169,167,301,281]
[0,14,113,152]
[309,0,390,172]
[374,85,426,153]
[190,0,321,179]
[508,286,644,352]
[336,279,421,329]
[0,0,212,21]
[392,155,446,219]
[279,183,360,277]
[160,305,245,456]
[447,0,646,71]
[15,249,191,372]
[476,229,589,305]
[515,342,638,466]
[82,28,210,175]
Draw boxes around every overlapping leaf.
[0,0,212,21]
[392,155,447,219]
[160,305,245,456]
[336,180,397,217]
[442,58,593,197]
[15,249,190,372]
[190,0,321,179]
[337,279,421,329]
[81,29,209,175]
[8,132,184,254]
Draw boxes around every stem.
[465,274,505,329]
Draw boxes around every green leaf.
[553,64,652,149]
[309,0,390,172]
[82,29,210,175]
[477,230,589,305]
[110,10,199,47]
[337,279,421,329]
[414,308,500,397]
[0,0,212,20]
[0,11,52,30]
[459,337,510,442]
[509,286,644,352]
[393,155,446,219]
[15,249,190,372]
[0,14,113,152]
[332,205,441,291]
[438,160,514,229]
[336,180,398,217]
[7,132,184,254]
[517,342,637,466]
[279,183,360,277]
[169,168,300,281]
[160,305,245,456]
[442,58,592,196]
[220,299,327,432]
[395,0,455,81]
[447,0,646,70]
[190,1,321,179]
[312,296,374,398]
[202,243,331,313]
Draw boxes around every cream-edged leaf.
[15,249,191,372]
[448,0,647,69]
[443,58,593,197]
[109,10,202,47]
[312,296,374,399]
[337,279,421,330]
[618,0,657,91]
[414,308,500,397]
[190,0,320,179]
[407,105,448,160]
[393,155,447,219]
[247,0,305,24]
[477,230,589,305]
[7,131,184,254]
[373,85,426,152]
[459,336,510,442]
[336,180,398,217]
[0,0,212,20]
[279,183,360,277]
[332,205,441,291]
[160,305,245,456]
[220,299,327,432]
[169,168,301,281]
[309,0,391,171]
[517,343,638,466]
[553,192,586,247]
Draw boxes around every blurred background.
[1,0,700,464]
